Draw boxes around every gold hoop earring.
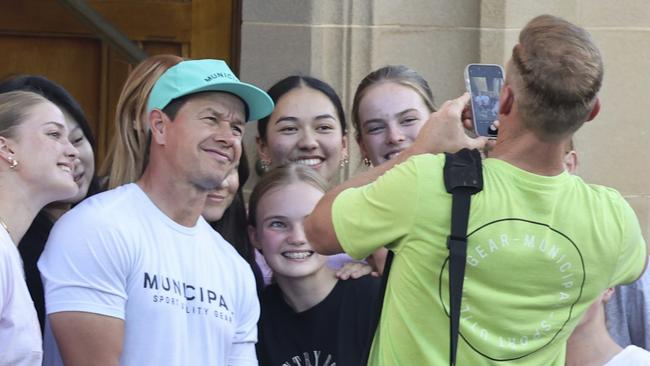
[7,156,18,169]
[363,157,372,167]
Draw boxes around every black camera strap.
[444,148,483,366]
[361,149,482,366]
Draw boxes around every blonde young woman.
[249,164,379,366]
[0,91,79,365]
[350,65,437,273]
[0,75,100,331]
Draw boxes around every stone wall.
[240,0,650,243]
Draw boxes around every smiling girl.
[352,65,436,167]
[0,75,101,331]
[256,76,348,183]
[0,91,79,365]
[350,65,437,273]
[249,164,379,366]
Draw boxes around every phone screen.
[466,64,504,137]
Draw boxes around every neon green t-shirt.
[332,154,646,365]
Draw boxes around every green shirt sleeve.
[331,156,427,260]
[609,193,647,286]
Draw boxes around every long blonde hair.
[100,54,183,189]
[0,91,51,139]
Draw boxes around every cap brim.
[189,82,274,121]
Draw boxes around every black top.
[257,275,380,366]
[18,211,54,331]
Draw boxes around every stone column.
[240,0,481,184]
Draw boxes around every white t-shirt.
[604,345,650,365]
[39,183,259,366]
[0,227,42,365]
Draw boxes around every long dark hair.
[0,74,102,197]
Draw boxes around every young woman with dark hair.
[255,75,378,276]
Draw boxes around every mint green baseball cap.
[147,59,273,121]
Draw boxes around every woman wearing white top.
[566,287,650,365]
[0,91,79,366]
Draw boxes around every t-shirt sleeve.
[609,195,647,286]
[228,263,260,366]
[332,156,424,260]
[38,209,130,319]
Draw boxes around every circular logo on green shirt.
[439,218,585,361]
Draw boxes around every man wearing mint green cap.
[39,58,273,366]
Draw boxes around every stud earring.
[339,157,349,168]
[260,158,271,171]
[363,157,372,167]
[256,157,272,176]
[7,156,18,169]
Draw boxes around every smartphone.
[464,64,504,137]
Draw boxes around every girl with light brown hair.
[101,54,183,189]
[0,91,79,365]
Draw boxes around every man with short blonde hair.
[306,15,646,365]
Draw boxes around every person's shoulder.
[0,232,14,261]
[259,283,283,306]
[197,219,249,268]
[608,345,650,364]
[617,261,650,290]
[339,275,381,301]
[408,153,446,167]
[53,184,142,237]
[62,184,140,221]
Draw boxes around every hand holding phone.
[464,64,504,137]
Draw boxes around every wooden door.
[0,0,240,164]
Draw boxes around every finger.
[462,117,474,131]
[336,267,352,279]
[466,136,489,151]
[461,104,473,121]
[336,270,351,280]
[448,93,472,115]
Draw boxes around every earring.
[256,157,272,176]
[339,157,349,168]
[260,158,271,171]
[7,156,18,169]
[363,157,372,167]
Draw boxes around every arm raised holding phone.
[305,92,487,255]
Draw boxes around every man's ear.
[149,109,168,145]
[499,85,514,116]
[586,97,601,122]
[248,225,262,251]
[563,150,578,174]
